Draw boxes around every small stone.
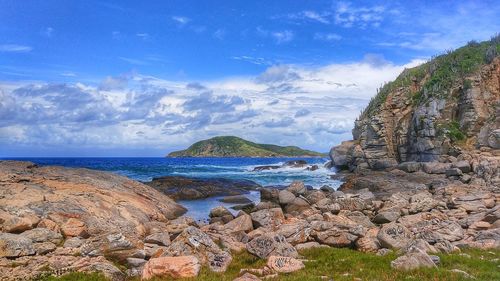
[445,168,463,177]
[141,256,201,279]
[233,273,262,281]
[373,211,400,224]
[64,237,84,248]
[267,256,305,273]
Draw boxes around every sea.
[2,157,341,220]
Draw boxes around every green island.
[167,136,325,157]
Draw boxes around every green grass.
[42,248,500,281]
[167,136,325,157]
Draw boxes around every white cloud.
[213,29,225,40]
[0,44,32,53]
[0,57,424,154]
[42,27,54,37]
[272,30,294,44]
[172,16,191,25]
[314,33,342,41]
[334,1,386,28]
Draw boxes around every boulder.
[145,233,171,247]
[210,206,233,218]
[377,223,413,249]
[409,191,438,214]
[0,233,35,258]
[260,188,280,204]
[284,197,310,213]
[267,256,304,273]
[356,228,380,253]
[278,190,296,205]
[391,250,436,270]
[33,241,57,255]
[373,211,400,224]
[142,256,201,279]
[250,208,285,229]
[287,181,307,196]
[422,162,452,174]
[1,215,38,233]
[246,233,298,259]
[224,213,253,233]
[64,237,84,248]
[277,219,311,245]
[164,226,232,272]
[20,228,63,244]
[398,162,421,173]
[453,161,471,173]
[445,168,463,177]
[219,195,253,204]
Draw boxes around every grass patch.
[35,272,107,281]
[43,248,500,281]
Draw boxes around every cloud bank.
[0,58,424,156]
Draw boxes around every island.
[167,136,326,157]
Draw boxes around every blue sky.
[0,0,499,156]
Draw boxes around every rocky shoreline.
[0,157,498,280]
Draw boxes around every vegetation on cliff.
[168,136,325,157]
[360,34,500,119]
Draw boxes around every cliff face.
[331,37,500,179]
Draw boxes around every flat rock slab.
[267,256,305,273]
[146,176,261,200]
[142,256,201,279]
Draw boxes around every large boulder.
[250,208,285,229]
[329,141,355,169]
[142,256,201,279]
[164,226,232,272]
[377,223,413,249]
[286,181,307,196]
[0,161,186,242]
[0,233,35,258]
[391,250,437,270]
[223,213,253,233]
[246,233,298,259]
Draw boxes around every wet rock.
[146,176,261,200]
[210,206,233,218]
[219,195,253,204]
[267,256,304,273]
[283,160,308,168]
[142,256,201,279]
[253,165,281,171]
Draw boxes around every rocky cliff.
[331,36,499,186]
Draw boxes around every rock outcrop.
[0,161,186,280]
[329,38,499,187]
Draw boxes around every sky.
[0,0,499,157]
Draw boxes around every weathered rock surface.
[266,256,304,273]
[142,256,201,279]
[145,176,261,200]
